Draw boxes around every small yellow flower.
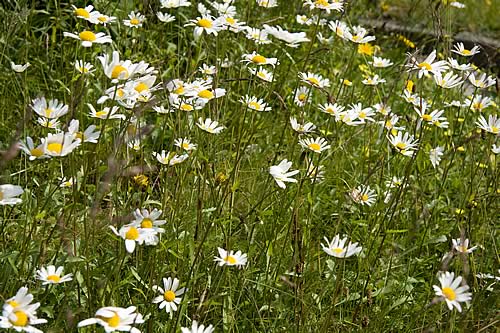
[133,174,149,187]
[358,43,374,56]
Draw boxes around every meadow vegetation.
[0,0,498,332]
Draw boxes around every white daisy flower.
[0,184,24,205]
[240,95,271,112]
[241,51,278,66]
[10,62,30,73]
[452,238,478,254]
[299,72,330,88]
[123,11,145,28]
[290,117,316,134]
[388,131,419,157]
[0,287,47,333]
[214,247,247,268]
[174,138,197,151]
[63,30,112,47]
[181,320,214,333]
[245,27,272,45]
[109,224,156,253]
[299,137,331,153]
[321,235,362,258]
[35,265,73,285]
[263,24,310,48]
[406,50,449,78]
[476,115,499,135]
[433,271,472,312]
[31,97,68,119]
[157,12,176,23]
[152,150,189,166]
[77,306,144,332]
[72,5,95,20]
[74,60,95,75]
[185,15,223,40]
[196,118,225,134]
[152,277,186,316]
[88,104,126,120]
[451,42,480,57]
[370,56,393,68]
[68,119,101,143]
[269,159,299,189]
[429,146,444,168]
[43,132,81,157]
[248,67,274,82]
[19,137,48,160]
[468,72,496,89]
[362,74,386,86]
[350,185,377,206]
[161,0,191,8]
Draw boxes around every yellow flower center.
[180,103,194,111]
[462,49,471,55]
[251,55,266,64]
[10,311,28,327]
[30,148,44,157]
[418,62,432,71]
[79,31,96,42]
[164,290,176,302]
[472,102,483,110]
[198,18,212,28]
[225,255,237,264]
[332,247,344,254]
[125,227,139,240]
[95,110,108,118]
[98,16,108,22]
[308,143,321,151]
[79,66,89,73]
[75,132,84,141]
[385,120,393,128]
[257,71,266,79]
[343,79,352,86]
[492,126,499,134]
[225,17,236,25]
[135,82,149,93]
[174,86,184,95]
[101,313,120,328]
[44,108,54,117]
[457,245,468,253]
[315,0,329,6]
[182,143,190,149]
[361,194,369,201]
[111,65,129,79]
[298,93,307,101]
[359,112,366,119]
[130,18,140,25]
[141,218,153,228]
[248,101,261,110]
[47,142,63,154]
[396,142,407,150]
[198,89,214,99]
[47,274,61,283]
[307,77,320,86]
[74,8,90,18]
[422,114,432,122]
[442,287,456,301]
[352,35,361,42]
